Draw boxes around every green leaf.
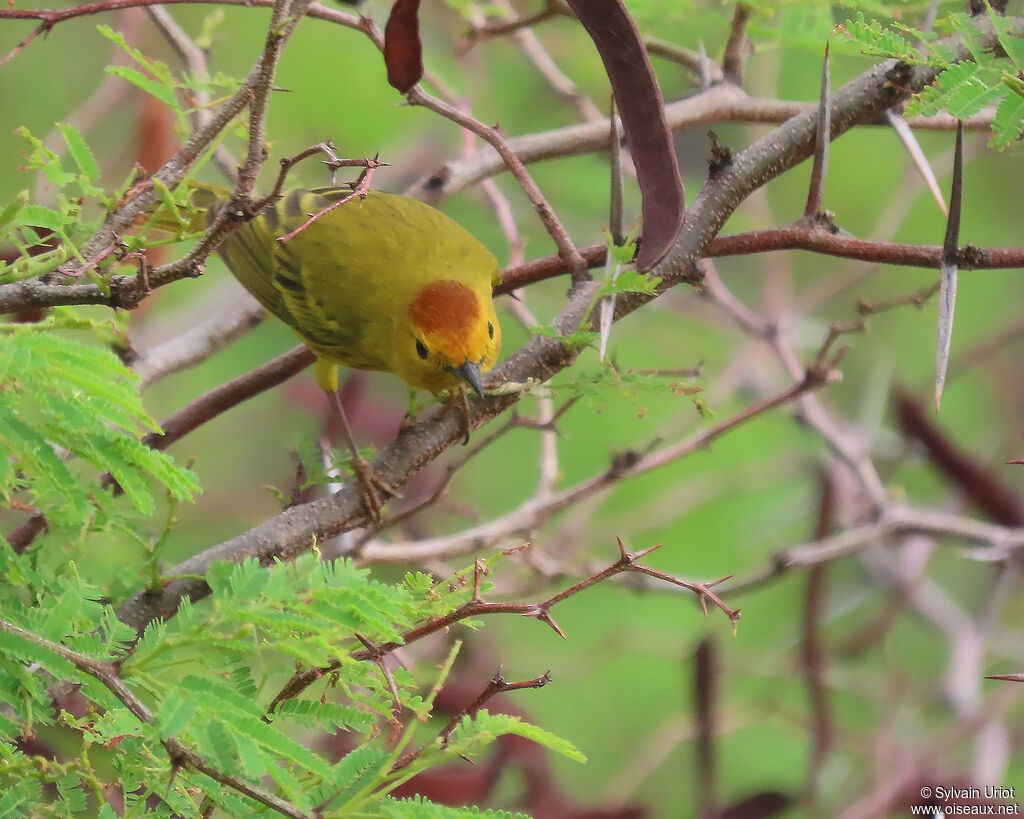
[105,65,178,107]
[0,778,43,817]
[991,80,1024,148]
[274,698,374,733]
[530,324,599,352]
[202,720,239,771]
[0,396,92,523]
[378,795,531,818]
[447,710,586,763]
[16,204,64,232]
[227,715,333,778]
[180,674,264,719]
[598,269,662,298]
[57,123,100,182]
[154,686,198,738]
[318,747,388,806]
[841,12,924,63]
[0,327,199,526]
[0,191,29,232]
[55,774,87,814]
[907,62,1002,119]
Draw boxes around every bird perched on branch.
[160,184,502,520]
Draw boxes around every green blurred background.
[2,0,1023,814]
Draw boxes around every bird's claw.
[441,387,473,445]
[398,412,418,433]
[349,454,401,523]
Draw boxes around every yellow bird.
[182,186,503,518]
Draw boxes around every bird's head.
[401,280,501,396]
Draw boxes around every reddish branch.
[693,637,719,818]
[143,345,314,452]
[438,670,552,746]
[894,391,1024,527]
[801,471,836,806]
[7,226,1020,315]
[267,539,739,712]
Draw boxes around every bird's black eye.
[487,322,494,340]
[415,339,429,359]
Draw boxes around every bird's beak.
[451,360,484,398]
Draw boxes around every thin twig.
[276,159,384,243]
[721,4,750,86]
[405,85,587,283]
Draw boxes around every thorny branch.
[268,539,739,712]
[5,223,1024,315]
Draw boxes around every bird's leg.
[440,386,473,445]
[327,389,401,523]
[399,390,421,433]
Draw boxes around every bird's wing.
[266,190,381,368]
[216,201,293,324]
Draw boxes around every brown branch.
[275,158,385,243]
[131,294,266,388]
[267,538,738,711]
[721,4,750,86]
[142,345,314,453]
[20,220,1023,316]
[721,506,1024,598]
[354,633,403,722]
[235,0,311,199]
[497,0,603,124]
[704,228,1024,270]
[389,667,553,775]
[0,20,50,68]
[438,669,552,747]
[894,391,1024,527]
[495,225,1024,296]
[801,470,835,808]
[466,0,572,39]
[644,36,724,83]
[252,141,373,211]
[693,637,718,818]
